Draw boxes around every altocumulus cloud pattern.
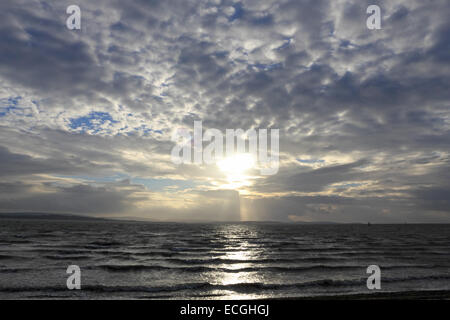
[0,0,449,223]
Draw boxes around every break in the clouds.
[0,0,449,222]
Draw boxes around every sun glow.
[217,153,255,189]
[217,153,255,175]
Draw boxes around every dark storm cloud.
[0,182,142,215]
[413,186,450,212]
[253,159,370,193]
[0,145,112,177]
[0,126,175,178]
[0,181,31,194]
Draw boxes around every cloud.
[253,159,370,193]
[0,0,448,222]
[0,182,141,215]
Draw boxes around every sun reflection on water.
[206,224,269,299]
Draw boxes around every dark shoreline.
[269,290,450,300]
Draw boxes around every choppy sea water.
[0,219,449,299]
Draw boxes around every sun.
[217,153,255,175]
[217,153,255,189]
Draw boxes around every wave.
[163,256,345,265]
[0,254,29,260]
[86,241,124,247]
[30,249,92,255]
[43,254,92,260]
[94,263,450,273]
[2,274,450,294]
[95,264,363,273]
[0,268,36,273]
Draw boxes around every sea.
[0,219,449,299]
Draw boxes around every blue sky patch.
[0,96,21,117]
[229,3,244,22]
[69,111,118,133]
[252,62,283,72]
[297,159,325,164]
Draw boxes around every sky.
[0,0,449,223]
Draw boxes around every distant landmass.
[0,212,343,224]
[292,221,342,224]
[0,212,106,221]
